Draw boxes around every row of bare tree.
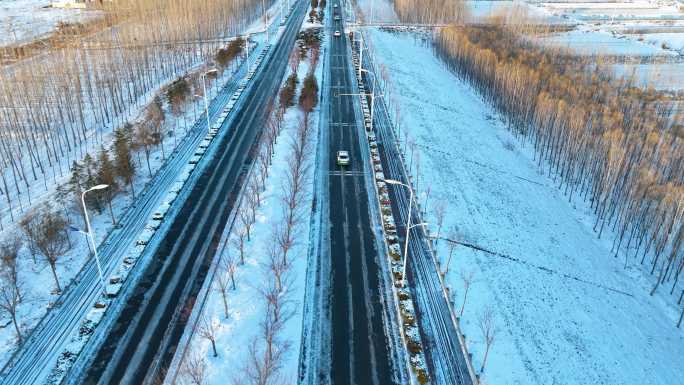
[433,24,684,326]
[237,62,317,385]
[0,0,267,226]
[393,0,467,25]
[179,49,320,383]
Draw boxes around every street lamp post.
[383,178,425,287]
[262,0,270,43]
[81,184,109,295]
[200,68,218,133]
[245,34,251,70]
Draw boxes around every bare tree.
[459,269,474,317]
[232,225,248,265]
[394,0,468,24]
[240,205,255,242]
[0,275,23,345]
[182,350,207,385]
[214,255,234,318]
[261,258,296,326]
[444,227,459,276]
[260,280,286,327]
[241,333,289,385]
[478,307,498,374]
[0,238,23,344]
[257,150,271,191]
[224,252,238,291]
[433,200,448,241]
[265,235,288,293]
[20,206,70,293]
[198,315,219,357]
[275,221,295,268]
[248,177,262,211]
[276,117,313,266]
[135,122,157,177]
[242,279,294,385]
[0,235,22,302]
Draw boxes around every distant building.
[50,0,88,9]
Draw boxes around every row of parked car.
[45,42,277,385]
[125,43,272,288]
[351,43,429,384]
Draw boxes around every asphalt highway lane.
[326,9,396,385]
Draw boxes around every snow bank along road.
[314,8,401,385]
[0,30,269,385]
[69,3,308,385]
[356,37,474,385]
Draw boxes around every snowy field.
[0,0,101,46]
[531,0,684,88]
[365,28,684,385]
[636,31,684,51]
[534,28,668,54]
[467,0,562,21]
[464,0,684,89]
[613,61,684,88]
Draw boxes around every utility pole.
[262,0,270,43]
